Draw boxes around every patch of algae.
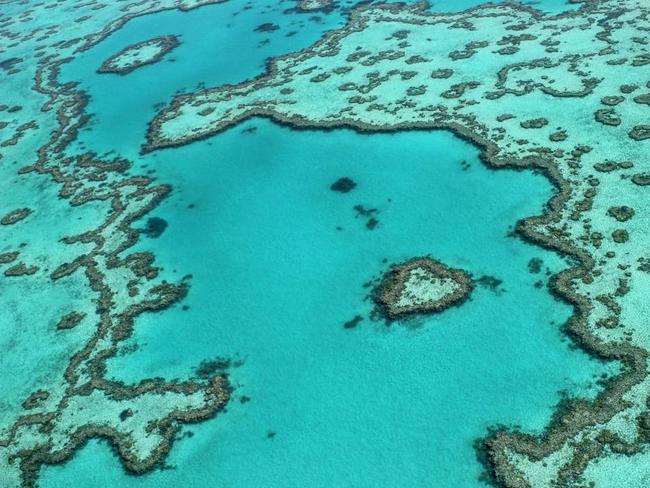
[0,1,231,487]
[145,1,650,486]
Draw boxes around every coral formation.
[98,35,180,75]
[0,1,230,486]
[142,0,650,485]
[373,257,473,320]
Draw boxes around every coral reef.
[0,1,230,486]
[98,35,179,75]
[373,257,473,320]
[143,0,650,485]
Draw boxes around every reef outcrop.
[98,35,179,75]
[373,257,473,320]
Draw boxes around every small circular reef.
[373,257,473,320]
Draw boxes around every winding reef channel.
[0,0,649,487]
[0,1,234,486]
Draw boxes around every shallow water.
[8,0,613,485]
[42,119,611,487]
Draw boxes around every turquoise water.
[38,0,610,486]
[42,120,611,487]
[60,0,581,158]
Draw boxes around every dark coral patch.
[607,206,635,222]
[142,217,168,238]
[255,23,279,33]
[330,177,356,193]
[1,207,32,225]
[343,315,363,329]
[56,312,86,330]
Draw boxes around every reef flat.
[0,1,231,486]
[144,1,650,486]
[97,35,179,75]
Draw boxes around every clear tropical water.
[37,0,612,486]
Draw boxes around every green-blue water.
[40,0,610,486]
